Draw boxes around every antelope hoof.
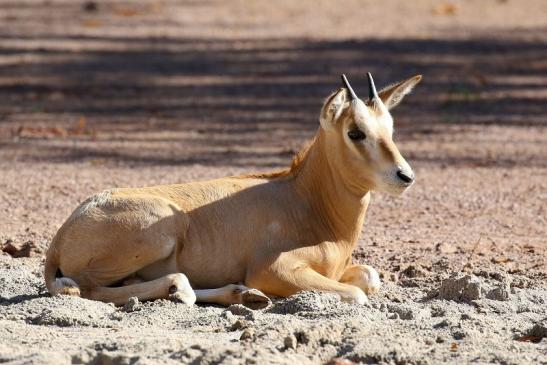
[234,286,271,309]
[167,274,196,305]
[362,266,381,295]
[341,287,369,306]
[169,290,196,306]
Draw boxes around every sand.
[0,1,546,363]
[0,256,545,364]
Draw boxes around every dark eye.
[347,129,366,141]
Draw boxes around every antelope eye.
[347,129,366,141]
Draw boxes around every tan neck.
[292,129,370,244]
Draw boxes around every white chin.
[380,184,410,196]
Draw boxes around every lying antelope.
[44,73,421,308]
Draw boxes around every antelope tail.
[44,245,80,297]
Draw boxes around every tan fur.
[44,75,422,307]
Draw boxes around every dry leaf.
[114,7,141,17]
[83,19,102,28]
[148,2,162,12]
[450,342,458,352]
[435,242,457,254]
[491,256,512,264]
[1,240,37,258]
[73,117,87,135]
[473,74,488,86]
[516,335,543,343]
[17,126,68,138]
[433,3,459,16]
[90,158,106,166]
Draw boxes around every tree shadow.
[0,29,545,168]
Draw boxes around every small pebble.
[123,297,141,312]
[230,319,250,331]
[433,319,453,328]
[452,330,466,340]
[438,275,482,302]
[294,330,310,345]
[327,358,358,365]
[528,323,547,338]
[486,285,510,301]
[379,303,387,312]
[110,313,123,321]
[240,329,255,341]
[284,334,297,349]
[227,304,253,316]
[221,310,235,321]
[461,313,472,320]
[71,352,91,364]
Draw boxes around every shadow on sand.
[0,30,545,167]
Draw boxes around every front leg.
[340,264,381,295]
[247,265,369,305]
[194,284,271,309]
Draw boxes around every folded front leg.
[340,264,381,295]
[248,266,369,305]
[194,284,271,309]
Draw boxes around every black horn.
[366,72,378,101]
[341,74,358,100]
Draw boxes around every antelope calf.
[45,73,421,308]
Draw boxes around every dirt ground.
[0,1,546,364]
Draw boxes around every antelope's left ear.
[378,75,422,110]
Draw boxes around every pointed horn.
[341,74,358,100]
[366,72,378,101]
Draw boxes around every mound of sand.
[0,256,545,364]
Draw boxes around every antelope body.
[44,74,422,308]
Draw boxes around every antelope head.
[319,73,422,196]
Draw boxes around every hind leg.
[85,273,196,306]
[55,194,188,291]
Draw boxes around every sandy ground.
[0,0,546,364]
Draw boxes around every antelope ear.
[378,75,422,110]
[319,88,348,129]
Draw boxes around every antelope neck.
[293,129,369,244]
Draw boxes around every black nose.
[397,169,414,184]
